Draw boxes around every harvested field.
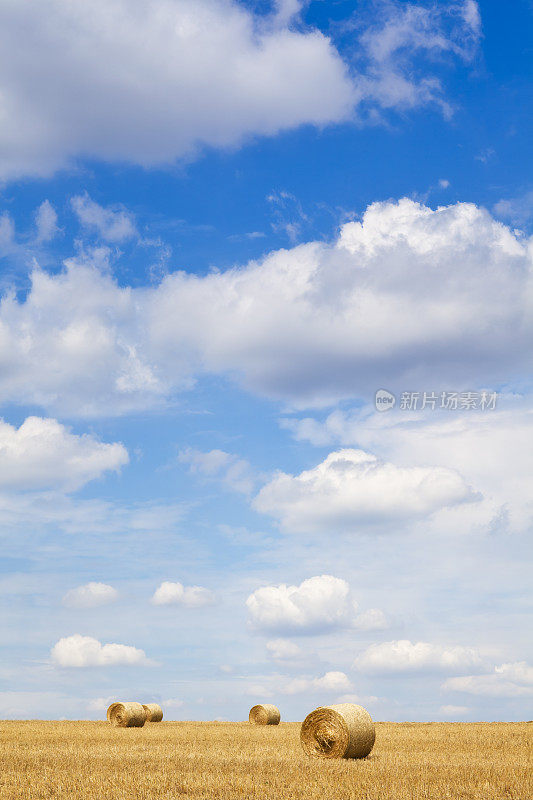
[0,720,530,800]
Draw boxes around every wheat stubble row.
[0,720,530,800]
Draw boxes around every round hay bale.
[248,703,281,725]
[300,703,375,759]
[142,703,163,722]
[106,701,146,727]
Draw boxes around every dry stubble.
[0,720,530,800]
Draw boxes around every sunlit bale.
[248,704,281,725]
[142,703,163,722]
[106,701,146,727]
[300,703,375,759]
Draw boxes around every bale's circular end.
[106,701,146,727]
[248,704,281,725]
[300,703,375,759]
[142,703,163,722]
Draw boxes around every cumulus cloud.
[35,200,59,243]
[266,638,302,660]
[354,640,482,673]
[51,634,149,667]
[62,582,119,609]
[179,448,256,495]
[443,662,533,697]
[0,1,481,180]
[245,574,381,634]
[151,581,215,608]
[0,416,128,492]
[283,399,533,534]
[0,0,354,180]
[254,449,477,533]
[282,671,352,695]
[0,200,530,416]
[71,194,137,242]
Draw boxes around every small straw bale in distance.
[301,703,375,759]
[106,702,146,728]
[142,703,163,722]
[248,704,281,725]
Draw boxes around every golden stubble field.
[0,720,531,800]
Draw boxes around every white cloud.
[246,575,352,634]
[284,400,533,534]
[179,448,256,495]
[0,258,169,416]
[354,640,482,673]
[0,200,531,416]
[356,1,481,119]
[254,449,477,533]
[0,416,128,492]
[51,634,149,667]
[282,671,352,695]
[0,0,354,180]
[0,1,480,180]
[62,582,119,609]
[35,200,59,243]
[151,581,215,608]
[266,638,302,660]
[443,662,533,697]
[71,194,137,242]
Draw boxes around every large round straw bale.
[248,704,281,725]
[300,703,375,759]
[142,703,163,722]
[106,701,146,727]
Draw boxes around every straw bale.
[300,703,375,759]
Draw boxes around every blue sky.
[0,0,532,722]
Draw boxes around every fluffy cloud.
[151,581,215,608]
[0,259,170,416]
[0,0,354,180]
[179,448,256,495]
[282,671,352,695]
[0,416,128,492]
[62,582,119,609]
[354,640,482,673]
[246,575,363,634]
[51,634,148,667]
[254,449,477,533]
[443,662,533,697]
[0,199,529,416]
[0,2,480,180]
[71,194,137,242]
[284,399,533,534]
[266,638,302,660]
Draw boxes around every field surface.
[0,720,530,800]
